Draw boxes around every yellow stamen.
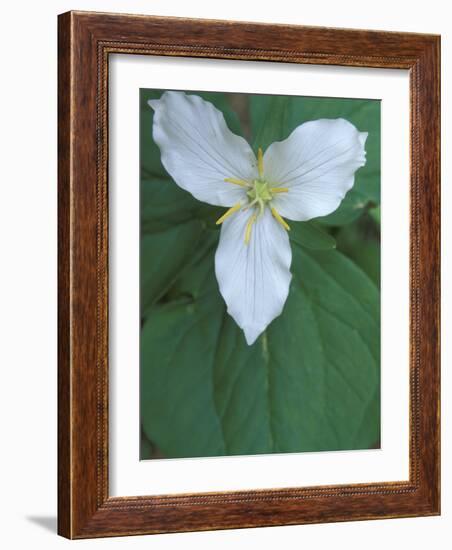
[245,213,257,245]
[271,207,290,231]
[215,202,242,225]
[224,177,249,188]
[270,187,289,194]
[257,147,264,179]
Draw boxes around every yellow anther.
[215,202,242,225]
[224,177,249,188]
[270,187,289,194]
[257,147,264,179]
[245,213,257,245]
[271,207,290,231]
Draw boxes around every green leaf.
[141,177,225,233]
[163,230,219,302]
[141,178,203,233]
[289,221,336,250]
[252,96,292,152]
[141,245,380,458]
[140,220,204,319]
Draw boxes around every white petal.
[263,119,368,221]
[215,208,292,345]
[149,91,258,207]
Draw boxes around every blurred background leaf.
[141,220,204,319]
[289,221,336,250]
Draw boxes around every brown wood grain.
[57,10,440,539]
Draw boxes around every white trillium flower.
[148,91,368,345]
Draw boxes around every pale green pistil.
[247,179,273,217]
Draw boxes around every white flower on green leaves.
[149,92,367,345]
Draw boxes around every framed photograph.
[58,11,440,538]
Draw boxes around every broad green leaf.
[141,178,223,233]
[141,268,227,458]
[141,244,380,458]
[141,220,204,319]
[141,178,203,233]
[289,221,336,250]
[164,230,219,302]
[252,96,292,152]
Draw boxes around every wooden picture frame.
[58,10,440,539]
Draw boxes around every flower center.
[216,147,291,244]
[246,179,273,217]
